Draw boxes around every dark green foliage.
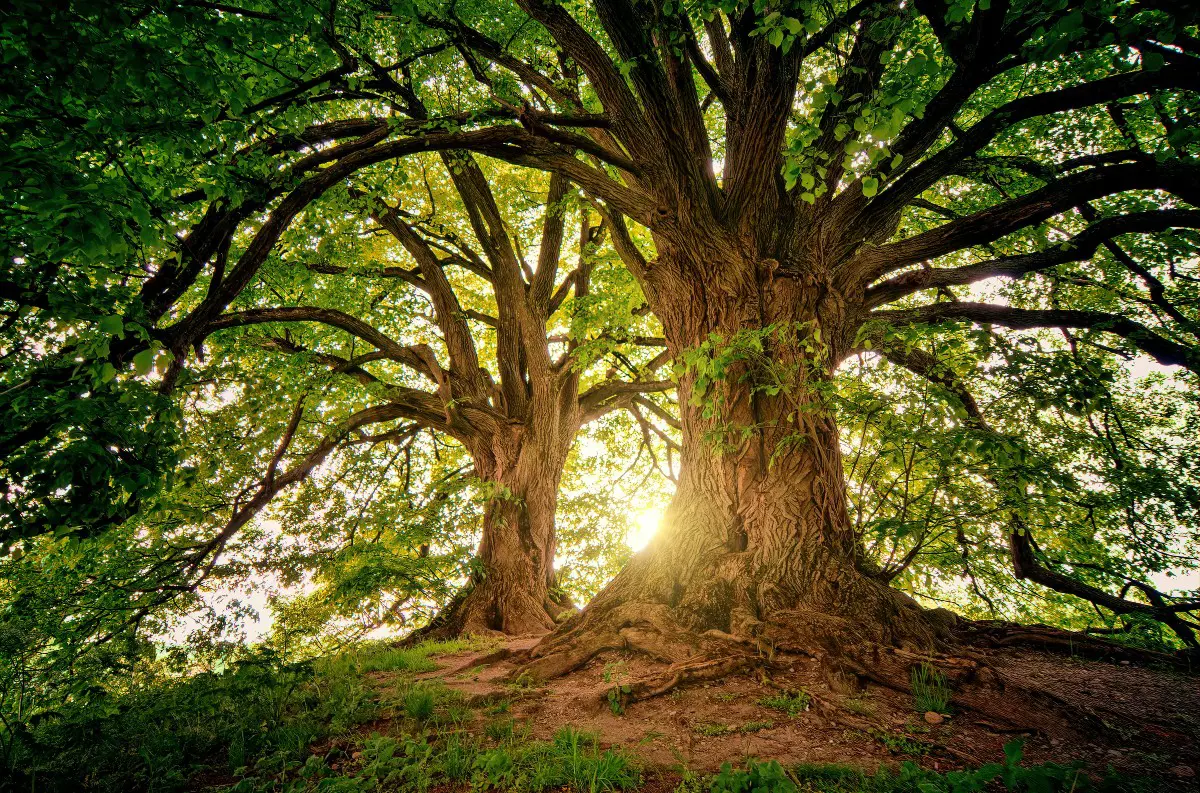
[711,760,797,793]
[0,641,467,792]
[725,742,1138,793]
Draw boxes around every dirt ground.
[380,636,1200,789]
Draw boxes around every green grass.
[722,743,1142,793]
[317,635,496,677]
[740,720,775,733]
[910,662,952,715]
[758,689,811,716]
[486,716,517,742]
[867,728,932,757]
[403,685,437,722]
[1,633,1149,793]
[0,637,482,792]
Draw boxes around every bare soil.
[375,636,1200,789]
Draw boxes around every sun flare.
[626,510,662,553]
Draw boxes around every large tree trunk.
[451,431,570,635]
[525,248,942,675]
[422,384,581,638]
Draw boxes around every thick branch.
[205,306,440,381]
[872,302,1200,373]
[864,209,1200,307]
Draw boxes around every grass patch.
[740,720,775,733]
[403,685,437,722]
[910,662,952,715]
[712,742,1138,793]
[472,726,640,793]
[867,728,932,757]
[1,637,489,792]
[842,695,875,717]
[694,722,737,737]
[485,716,517,742]
[758,689,811,716]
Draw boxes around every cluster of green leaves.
[838,320,1199,642]
[0,0,354,545]
[678,321,834,454]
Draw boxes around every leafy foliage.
[2,0,1200,784]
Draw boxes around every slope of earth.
[377,635,1200,789]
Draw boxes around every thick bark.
[443,420,575,636]
[525,245,941,676]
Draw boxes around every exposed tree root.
[503,553,1200,758]
[402,583,570,645]
[508,595,1200,752]
[625,655,757,703]
[958,619,1197,668]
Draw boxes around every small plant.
[485,717,515,742]
[672,766,704,793]
[868,728,932,756]
[474,746,517,789]
[739,720,774,733]
[713,691,738,702]
[438,734,479,781]
[843,694,875,717]
[509,670,537,690]
[404,685,437,722]
[910,662,952,715]
[443,702,475,726]
[602,661,632,715]
[757,689,811,716]
[694,722,736,737]
[710,759,797,793]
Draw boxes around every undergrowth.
[758,689,811,717]
[0,637,492,792]
[712,742,1143,793]
[0,637,1151,793]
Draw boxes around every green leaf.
[98,315,124,338]
[133,348,157,376]
[862,176,879,198]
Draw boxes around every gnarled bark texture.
[435,401,578,636]
[525,241,942,678]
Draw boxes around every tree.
[318,0,1198,672]
[4,0,1199,670]
[1,1,669,637]
[199,154,671,635]
[496,0,1200,673]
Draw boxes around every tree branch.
[872,302,1200,373]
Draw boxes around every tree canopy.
[2,0,1199,753]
